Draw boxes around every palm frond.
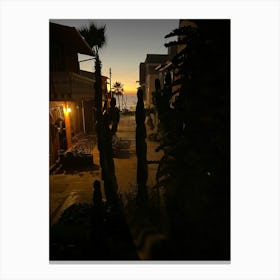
[79,22,106,50]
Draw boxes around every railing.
[50,71,94,101]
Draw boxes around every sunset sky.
[50,19,179,94]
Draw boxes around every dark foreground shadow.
[50,201,139,261]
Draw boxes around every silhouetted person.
[108,97,120,135]
[55,117,67,150]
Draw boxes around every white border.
[1,0,279,279]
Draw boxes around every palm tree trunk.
[95,53,102,121]
[117,95,120,109]
[95,52,118,204]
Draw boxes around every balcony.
[50,72,95,101]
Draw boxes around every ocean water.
[125,94,137,107]
[116,94,137,111]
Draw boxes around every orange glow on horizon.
[124,91,137,95]
[107,85,137,95]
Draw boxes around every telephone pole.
[109,68,112,98]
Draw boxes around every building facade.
[139,54,168,107]
[49,22,95,166]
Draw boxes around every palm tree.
[79,22,106,56]
[79,22,118,204]
[79,22,106,120]
[112,81,124,110]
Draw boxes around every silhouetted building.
[154,20,198,104]
[49,22,95,166]
[139,54,168,107]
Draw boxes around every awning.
[50,22,93,56]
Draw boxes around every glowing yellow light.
[63,105,72,114]
[63,106,71,114]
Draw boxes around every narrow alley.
[50,113,163,225]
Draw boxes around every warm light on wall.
[63,106,71,114]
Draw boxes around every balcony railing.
[50,72,95,101]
